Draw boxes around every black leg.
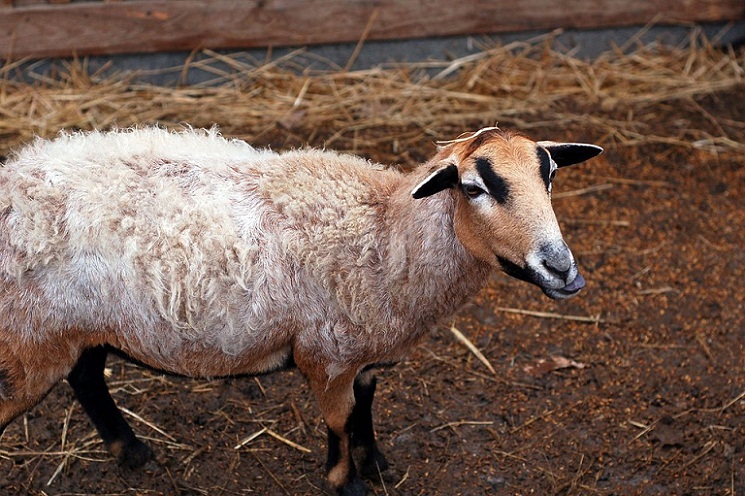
[326,425,343,472]
[350,372,389,478]
[67,346,152,468]
[326,425,368,496]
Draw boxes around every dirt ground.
[0,73,744,495]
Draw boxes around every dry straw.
[0,28,742,159]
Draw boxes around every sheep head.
[411,127,603,300]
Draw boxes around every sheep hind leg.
[0,338,70,436]
[67,346,153,469]
[0,364,34,436]
[350,370,389,479]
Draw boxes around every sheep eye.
[462,183,485,198]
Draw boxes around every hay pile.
[0,28,742,161]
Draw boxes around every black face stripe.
[475,157,510,204]
[497,256,534,283]
[537,147,553,192]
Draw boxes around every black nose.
[543,259,570,280]
[539,241,573,280]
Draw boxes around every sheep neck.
[383,171,491,332]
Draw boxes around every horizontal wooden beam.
[1,0,743,59]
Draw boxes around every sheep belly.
[110,331,297,378]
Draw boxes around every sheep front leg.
[320,380,367,496]
[351,370,389,478]
[67,346,153,468]
[299,360,367,496]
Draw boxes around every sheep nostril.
[543,259,570,280]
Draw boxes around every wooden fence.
[1,0,743,59]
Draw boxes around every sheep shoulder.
[254,148,405,326]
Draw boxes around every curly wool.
[0,127,487,377]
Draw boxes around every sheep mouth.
[496,256,586,300]
[541,273,586,300]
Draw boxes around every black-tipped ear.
[537,141,603,168]
[411,164,459,199]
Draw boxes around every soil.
[1,86,743,496]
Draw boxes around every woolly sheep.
[0,126,602,495]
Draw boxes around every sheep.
[0,126,602,495]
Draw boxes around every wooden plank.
[0,0,743,59]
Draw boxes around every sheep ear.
[411,164,459,199]
[537,141,603,168]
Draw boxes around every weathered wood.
[0,0,743,59]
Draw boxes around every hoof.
[109,438,154,469]
[336,476,368,496]
[359,449,389,479]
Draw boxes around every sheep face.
[412,128,602,299]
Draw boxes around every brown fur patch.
[0,366,12,400]
[0,329,107,429]
[461,127,509,158]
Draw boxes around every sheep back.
[0,128,404,373]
